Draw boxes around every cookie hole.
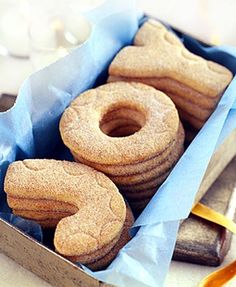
[100,105,146,138]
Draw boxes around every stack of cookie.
[108,20,233,130]
[5,159,134,270]
[109,124,184,211]
[60,82,185,211]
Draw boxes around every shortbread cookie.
[4,159,126,266]
[73,123,184,177]
[73,142,173,177]
[60,81,179,165]
[108,20,233,129]
[119,171,170,192]
[87,204,134,270]
[60,81,184,212]
[109,125,184,185]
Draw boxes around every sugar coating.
[72,133,174,177]
[60,81,183,211]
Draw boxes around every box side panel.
[0,220,104,287]
[195,129,236,204]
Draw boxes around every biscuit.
[60,81,184,211]
[108,20,233,129]
[60,81,179,165]
[119,170,170,192]
[72,141,174,177]
[73,123,183,177]
[4,159,126,266]
[108,76,218,110]
[109,126,184,185]
[178,108,205,130]
[87,204,134,270]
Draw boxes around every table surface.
[1,1,236,286]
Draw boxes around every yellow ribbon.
[192,203,236,234]
[198,260,236,287]
[191,203,236,287]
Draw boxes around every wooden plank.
[174,156,236,266]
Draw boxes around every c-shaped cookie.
[4,159,126,266]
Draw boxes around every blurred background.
[138,0,236,46]
[0,0,235,100]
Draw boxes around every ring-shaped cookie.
[73,123,184,177]
[60,82,179,165]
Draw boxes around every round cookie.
[118,171,170,192]
[60,81,179,165]
[60,81,184,212]
[109,128,184,185]
[72,141,174,177]
[72,123,184,177]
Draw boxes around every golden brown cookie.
[59,81,179,165]
[87,204,134,270]
[60,81,184,212]
[72,142,174,177]
[73,123,184,177]
[4,159,126,265]
[119,171,170,192]
[109,125,184,185]
[108,20,233,129]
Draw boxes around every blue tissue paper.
[0,1,236,286]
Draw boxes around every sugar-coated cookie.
[60,82,184,211]
[108,20,233,129]
[4,159,127,269]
